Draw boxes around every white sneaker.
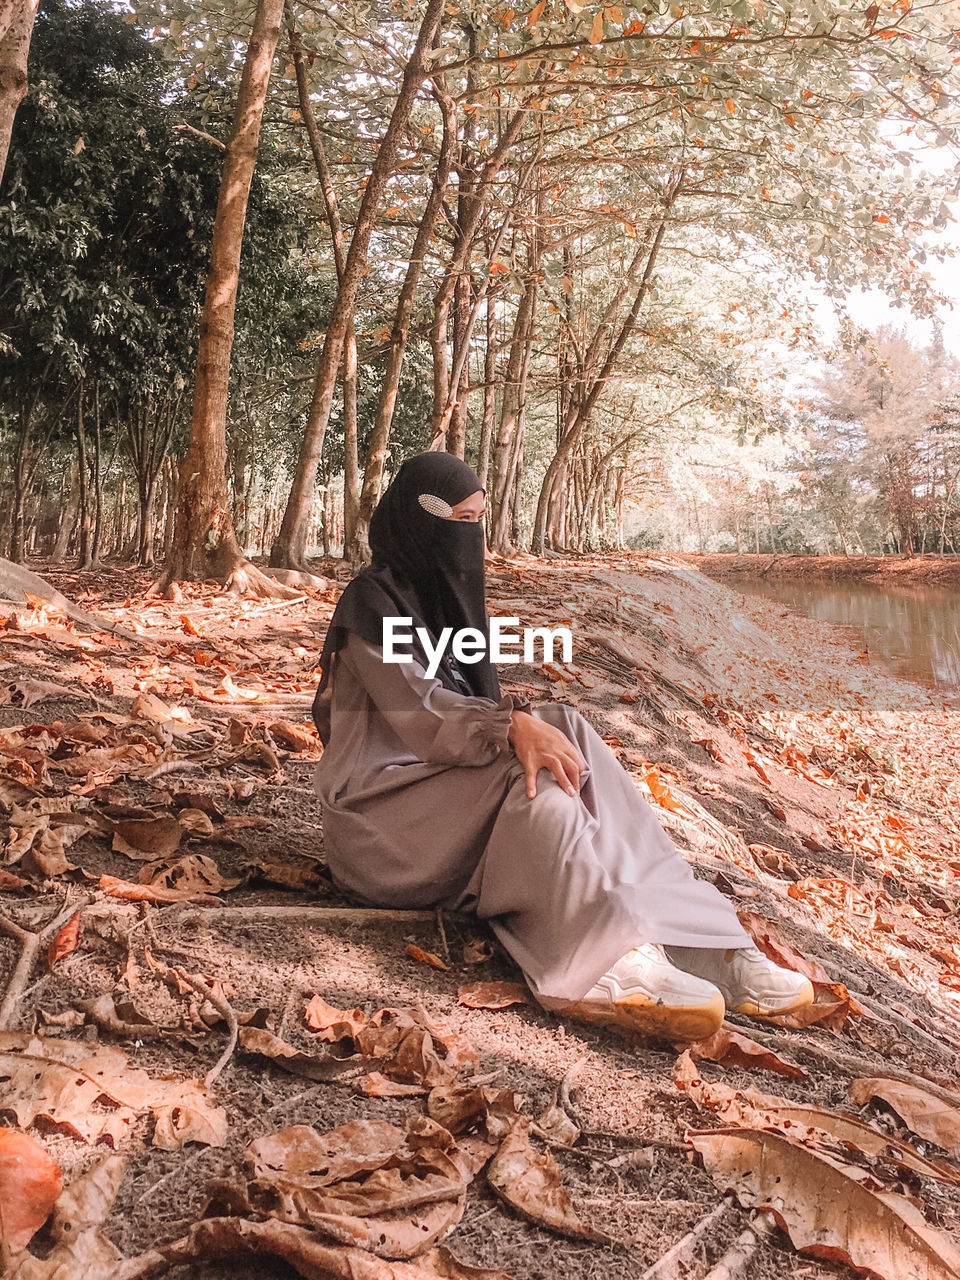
[665,944,815,1017]
[542,943,725,1042]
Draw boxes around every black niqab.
[312,453,501,744]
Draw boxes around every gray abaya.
[313,633,751,1003]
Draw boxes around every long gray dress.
[313,633,751,1003]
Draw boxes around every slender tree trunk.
[50,458,80,563]
[0,0,37,186]
[489,266,537,551]
[157,0,294,597]
[89,380,103,567]
[271,0,446,569]
[353,81,457,558]
[532,202,672,553]
[476,290,497,492]
[76,389,94,570]
[287,7,361,564]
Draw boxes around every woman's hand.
[508,711,586,799]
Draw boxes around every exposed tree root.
[640,1197,738,1280]
[0,898,88,1028]
[702,1211,777,1280]
[264,566,331,591]
[176,905,469,927]
[221,561,302,599]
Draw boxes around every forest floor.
[686,549,960,584]
[2,551,960,1280]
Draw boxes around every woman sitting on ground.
[311,452,813,1041]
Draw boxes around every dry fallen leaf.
[99,872,221,905]
[0,1032,227,1149]
[681,1024,806,1079]
[487,1118,611,1243]
[427,1084,523,1144]
[457,982,529,1011]
[238,1116,490,1258]
[304,994,368,1041]
[238,1027,359,1083]
[533,1093,580,1148]
[675,1051,960,1184]
[690,1126,960,1280]
[407,943,449,971]
[0,1128,62,1253]
[10,1154,127,1279]
[268,720,319,753]
[110,814,183,861]
[46,912,81,968]
[161,1217,513,1280]
[849,1077,960,1152]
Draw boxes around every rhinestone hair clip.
[417,492,454,518]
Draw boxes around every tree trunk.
[489,265,537,552]
[532,203,672,553]
[89,380,103,567]
[287,9,362,565]
[50,458,80,563]
[271,0,446,570]
[156,0,295,597]
[76,389,94,570]
[476,289,497,492]
[353,80,457,560]
[0,0,38,186]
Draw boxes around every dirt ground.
[2,552,960,1279]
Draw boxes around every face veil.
[312,453,501,744]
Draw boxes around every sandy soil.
[2,553,959,1280]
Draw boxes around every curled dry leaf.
[304,994,368,1041]
[533,1093,580,1148]
[242,855,326,893]
[46,911,81,968]
[690,1126,960,1280]
[487,1118,612,1244]
[674,1051,960,1184]
[268,720,319,753]
[681,1024,806,1079]
[241,1117,483,1258]
[162,1217,514,1280]
[407,943,449,971]
[359,1072,428,1097]
[770,980,858,1033]
[238,1026,359,1082]
[0,1127,63,1252]
[462,937,493,965]
[849,1077,960,1152]
[99,872,221,905]
[457,982,529,1011]
[355,1007,478,1089]
[0,1033,227,1150]
[427,1084,523,1144]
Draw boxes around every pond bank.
[678,551,960,585]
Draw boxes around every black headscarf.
[312,453,501,744]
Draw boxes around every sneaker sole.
[558,990,725,1043]
[730,979,816,1018]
